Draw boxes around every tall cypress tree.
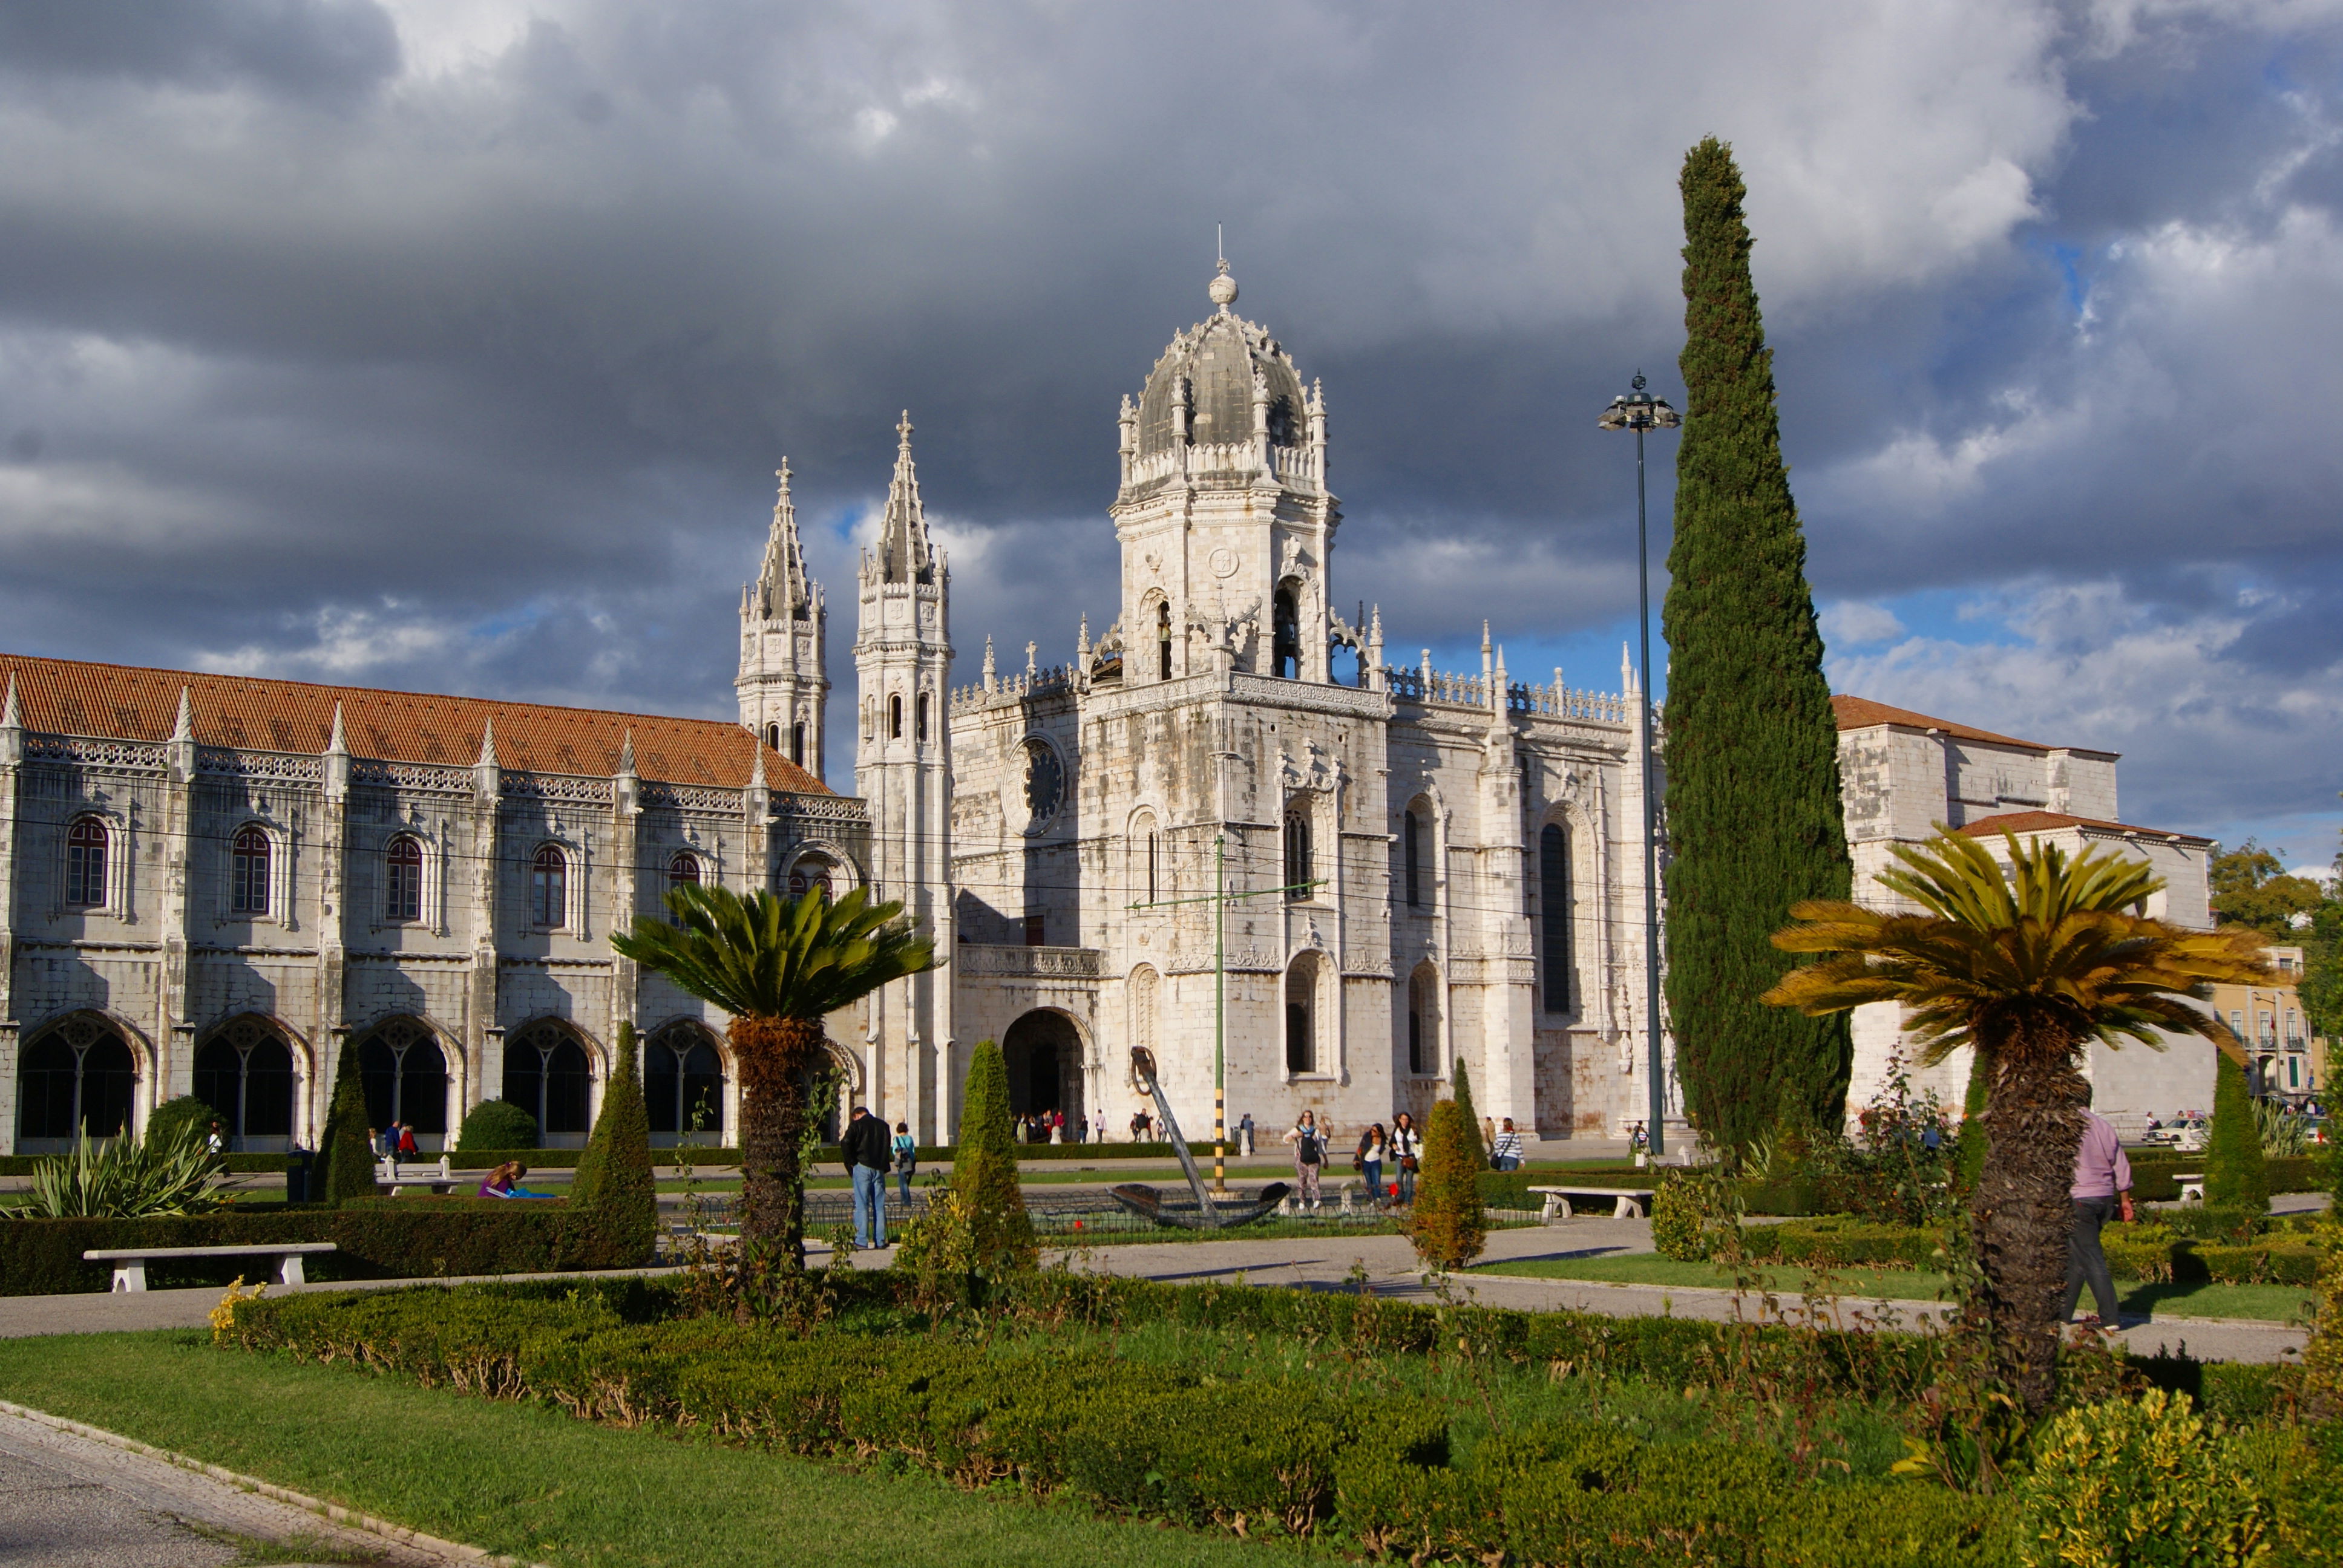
[1663,137,1854,1151]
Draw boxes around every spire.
[324,701,347,755]
[171,686,194,743]
[983,633,997,691]
[1622,641,1637,693]
[749,736,767,791]
[877,412,935,584]
[0,670,18,730]
[618,727,636,776]
[753,460,815,619]
[1076,613,1090,663]
[477,716,498,768]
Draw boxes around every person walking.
[890,1120,919,1208]
[841,1105,893,1250]
[2064,1083,2134,1328]
[1389,1112,1421,1206]
[1286,1110,1326,1209]
[1355,1123,1388,1208]
[1490,1117,1525,1172]
[396,1122,419,1158]
[1237,1112,1255,1157]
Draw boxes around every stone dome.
[1133,272,1311,463]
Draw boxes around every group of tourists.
[369,1122,420,1160]
[1281,1109,1533,1209]
[1016,1109,1087,1144]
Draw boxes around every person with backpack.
[1285,1110,1326,1209]
[890,1119,919,1207]
[1389,1112,1422,1206]
[1490,1117,1525,1171]
[1355,1123,1388,1209]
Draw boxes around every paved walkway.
[0,1400,500,1566]
[0,1207,2309,1364]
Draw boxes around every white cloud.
[1820,601,1906,648]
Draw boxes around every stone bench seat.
[379,1157,455,1195]
[1528,1185,1653,1221]
[2173,1173,2205,1203]
[84,1241,338,1293]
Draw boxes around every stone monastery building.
[0,266,2210,1155]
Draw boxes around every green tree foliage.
[1765,827,2271,1417]
[1409,1097,1487,1270]
[2208,840,2326,939]
[609,882,934,1268]
[1663,136,1854,1151]
[454,1099,540,1152]
[315,1047,378,1206]
[569,1022,657,1265]
[1954,1048,1990,1195]
[950,1040,1037,1273]
[147,1094,218,1151]
[1450,1057,1488,1169]
[2204,1046,2270,1216]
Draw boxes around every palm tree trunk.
[731,1014,819,1269]
[1970,1023,2088,1416]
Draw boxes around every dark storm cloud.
[0,0,2338,852]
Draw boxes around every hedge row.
[2125,1154,2325,1202]
[1732,1217,2332,1289]
[0,1203,649,1296]
[219,1282,2012,1566]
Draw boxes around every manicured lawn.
[0,1330,1316,1568]
[1473,1252,2318,1321]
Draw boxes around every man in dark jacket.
[841,1105,893,1249]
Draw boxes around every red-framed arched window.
[667,851,701,892]
[531,844,568,929]
[385,836,424,923]
[65,817,108,909]
[230,825,270,915]
[786,856,834,903]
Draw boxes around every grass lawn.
[0,1330,1316,1568]
[1472,1252,2319,1322]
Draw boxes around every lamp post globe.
[1598,371,1678,1157]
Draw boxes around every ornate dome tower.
[1109,263,1338,685]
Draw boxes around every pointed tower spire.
[876,411,935,584]
[618,727,636,776]
[753,460,814,619]
[477,716,498,768]
[749,734,767,791]
[324,701,347,755]
[0,670,19,730]
[1622,641,1637,693]
[171,686,194,743]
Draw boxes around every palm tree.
[611,883,936,1267]
[1762,827,2269,1415]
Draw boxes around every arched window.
[787,855,834,903]
[230,825,270,916]
[766,722,782,753]
[1130,810,1159,906]
[385,836,424,923]
[1407,974,1426,1076]
[16,1013,137,1148]
[531,844,568,929]
[1540,824,1573,1013]
[65,817,108,909]
[1283,809,1312,900]
[890,694,903,739]
[352,1018,448,1138]
[1156,600,1173,681]
[667,851,701,891]
[505,1019,594,1142]
[1285,956,1317,1074]
[1129,965,1160,1057]
[645,1022,726,1143]
[1273,583,1301,679]
[1403,808,1422,908]
[916,691,929,742]
[790,722,806,766]
[193,1016,296,1149]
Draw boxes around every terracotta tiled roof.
[0,653,827,795]
[1958,811,2212,846]
[1830,694,2062,753]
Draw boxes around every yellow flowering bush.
[2017,1388,2269,1567]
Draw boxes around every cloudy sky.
[1,0,2338,866]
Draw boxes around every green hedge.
[1737,1217,1950,1270]
[218,1280,2008,1564]
[1738,1217,2331,1289]
[0,1203,647,1295]
[2124,1153,2322,1201]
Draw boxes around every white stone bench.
[2174,1173,2204,1203]
[379,1156,455,1195]
[1529,1185,1653,1221]
[85,1242,338,1293]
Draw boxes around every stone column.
[157,688,198,1122]
[0,675,21,1149]
[312,704,350,1149]
[467,720,502,1120]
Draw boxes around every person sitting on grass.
[477,1160,555,1200]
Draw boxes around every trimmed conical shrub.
[1409,1097,1487,1270]
[952,1040,1037,1273]
[315,1045,378,1206]
[1450,1057,1488,1169]
[1663,136,1855,1152]
[571,1022,657,1265]
[2204,1047,2270,1215]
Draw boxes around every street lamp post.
[1599,372,1680,1158]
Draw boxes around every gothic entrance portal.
[1001,1010,1083,1122]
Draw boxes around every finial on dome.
[1208,260,1237,313]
